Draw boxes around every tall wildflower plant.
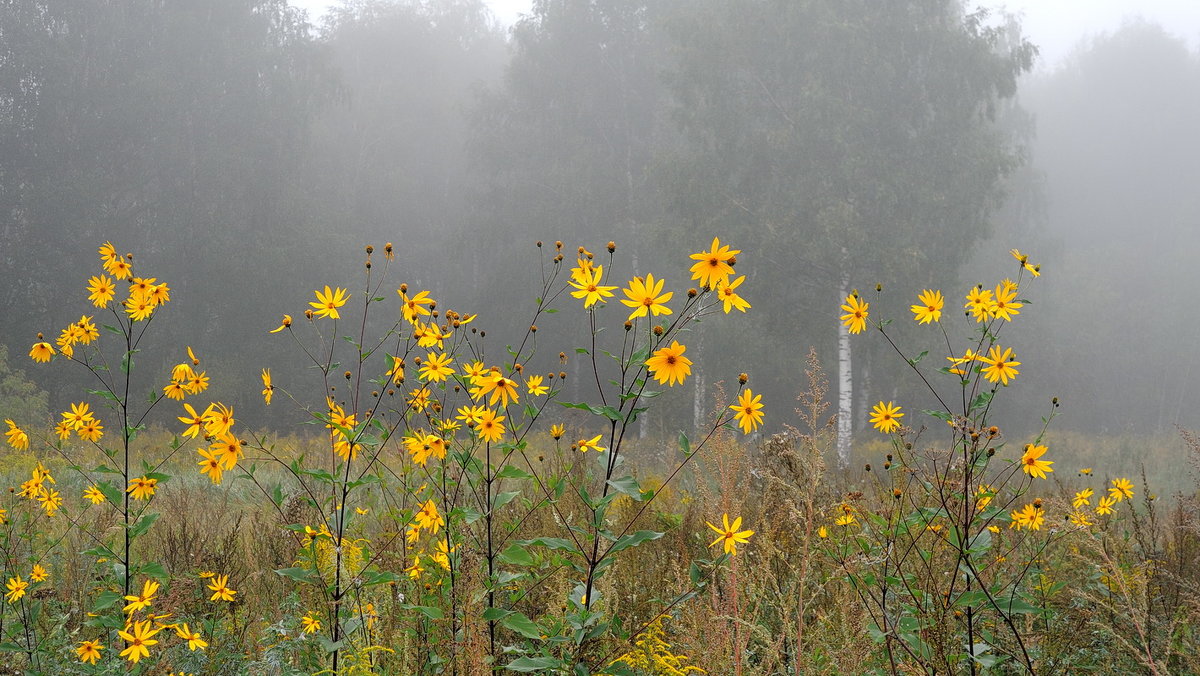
[237,239,762,673]
[827,250,1138,673]
[10,243,235,671]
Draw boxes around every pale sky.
[288,0,1200,69]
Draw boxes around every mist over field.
[4,1,1195,451]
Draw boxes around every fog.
[2,0,1196,483]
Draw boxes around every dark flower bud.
[738,373,748,385]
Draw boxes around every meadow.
[1,241,1196,675]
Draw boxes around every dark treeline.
[1,0,1194,442]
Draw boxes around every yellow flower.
[1080,467,1093,476]
[4,420,29,451]
[476,370,520,408]
[78,418,104,443]
[1096,495,1117,516]
[526,375,549,396]
[964,285,995,322]
[269,314,292,333]
[569,266,617,308]
[577,434,606,454]
[1009,503,1045,531]
[123,295,154,321]
[126,476,158,501]
[202,402,235,437]
[118,619,160,663]
[210,433,243,471]
[261,368,274,405]
[1109,478,1134,502]
[76,639,104,664]
[178,403,206,439]
[5,576,27,603]
[39,488,62,516]
[399,289,436,324]
[620,274,673,320]
[646,341,692,386]
[87,274,117,307]
[183,370,210,394]
[980,345,1020,385]
[84,485,106,505]
[689,237,740,289]
[729,388,764,434]
[175,623,208,651]
[419,352,455,382]
[1010,248,1028,264]
[705,513,753,556]
[549,423,565,440]
[910,289,943,324]
[715,275,751,313]
[975,484,995,511]
[1019,444,1053,480]
[415,500,444,534]
[310,285,349,320]
[869,401,903,434]
[1072,488,1093,508]
[163,380,187,400]
[207,574,236,602]
[990,281,1023,321]
[106,256,132,280]
[839,293,869,334]
[62,402,94,429]
[29,341,54,363]
[817,526,828,538]
[123,579,160,613]
[30,564,48,583]
[477,410,506,444]
[1069,511,1094,527]
[198,448,224,484]
[301,613,321,634]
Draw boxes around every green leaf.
[400,604,444,620]
[521,537,578,555]
[501,611,543,639]
[605,530,663,555]
[506,656,563,672]
[606,476,646,501]
[275,567,320,585]
[969,391,994,412]
[922,409,952,422]
[678,431,691,456]
[136,562,168,580]
[492,490,521,512]
[92,590,123,611]
[362,571,399,586]
[128,512,160,538]
[496,465,533,480]
[906,350,929,366]
[498,544,535,567]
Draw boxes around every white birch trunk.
[837,273,853,469]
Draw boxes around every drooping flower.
[705,513,753,556]
[197,448,223,484]
[310,285,349,320]
[4,420,29,451]
[549,423,565,440]
[1020,444,1053,480]
[29,341,54,363]
[620,274,673,320]
[577,434,606,454]
[268,314,292,333]
[646,341,692,386]
[869,401,903,434]
[261,368,274,405]
[840,293,869,334]
[910,289,944,324]
[729,389,764,434]
[689,237,740,289]
[415,500,444,534]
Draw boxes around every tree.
[661,0,1034,464]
